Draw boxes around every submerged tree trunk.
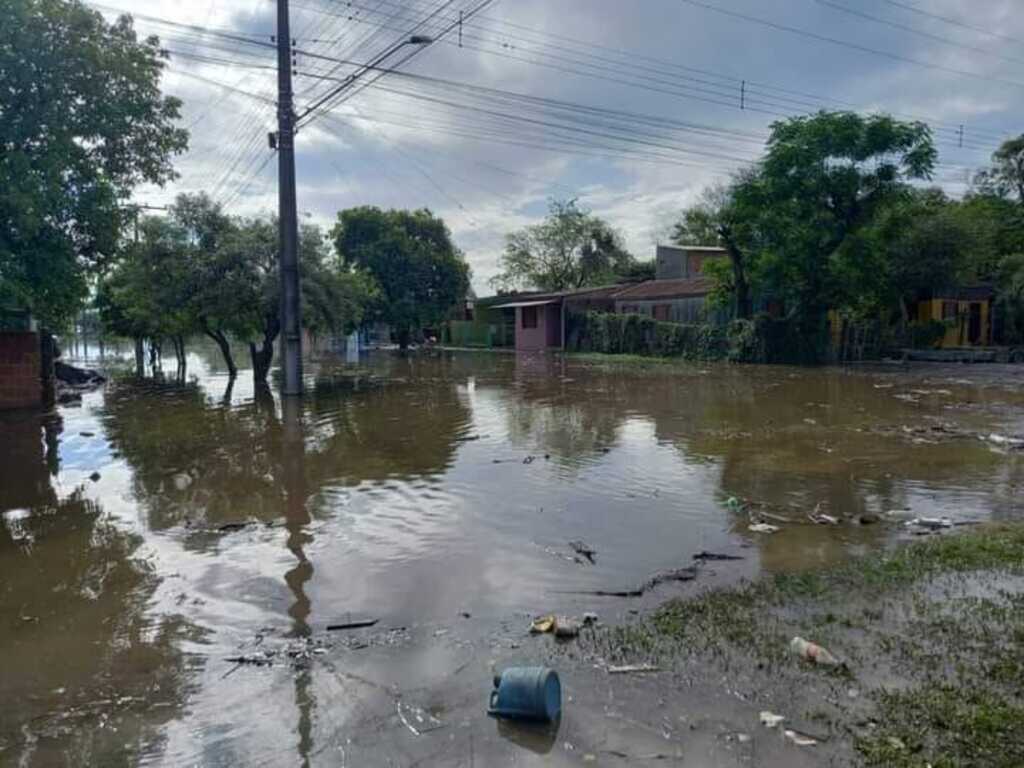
[202,324,237,379]
[250,335,274,384]
[251,316,281,384]
[134,337,144,377]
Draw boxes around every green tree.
[0,0,187,329]
[332,207,469,349]
[96,216,192,373]
[226,219,375,381]
[491,199,633,293]
[671,183,731,246]
[975,134,1024,204]
[716,111,936,349]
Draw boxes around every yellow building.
[915,286,994,348]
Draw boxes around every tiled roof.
[611,277,715,300]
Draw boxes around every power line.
[813,0,1024,66]
[878,0,1024,49]
[292,0,1012,144]
[677,0,1024,90]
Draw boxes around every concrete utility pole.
[277,0,303,396]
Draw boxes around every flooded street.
[2,350,1023,766]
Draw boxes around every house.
[490,285,624,352]
[915,285,995,348]
[481,245,729,352]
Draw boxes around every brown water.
[1,350,1022,766]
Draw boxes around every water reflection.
[0,412,195,766]
[3,351,1022,764]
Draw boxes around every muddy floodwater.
[1,350,1022,766]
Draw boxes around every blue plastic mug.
[488,667,561,722]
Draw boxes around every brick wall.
[0,331,42,409]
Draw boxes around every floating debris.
[760,711,785,728]
[784,729,818,747]
[749,523,780,534]
[608,664,659,674]
[692,551,744,561]
[326,618,379,631]
[568,540,596,564]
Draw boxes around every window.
[521,306,538,329]
[652,304,671,322]
[941,301,958,320]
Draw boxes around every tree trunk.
[134,337,144,377]
[719,225,752,320]
[203,326,237,378]
[397,327,411,351]
[250,333,275,384]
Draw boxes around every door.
[968,302,982,345]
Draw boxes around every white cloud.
[105,0,1023,293]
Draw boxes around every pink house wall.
[514,304,563,351]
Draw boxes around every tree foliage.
[332,206,469,347]
[492,199,634,292]
[975,134,1024,204]
[0,0,187,328]
[99,194,376,380]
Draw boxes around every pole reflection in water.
[262,385,316,766]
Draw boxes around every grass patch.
[589,524,1024,767]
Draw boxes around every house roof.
[657,244,726,252]
[490,298,561,309]
[611,276,715,301]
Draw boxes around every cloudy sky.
[95,0,1023,293]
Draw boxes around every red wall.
[0,332,41,409]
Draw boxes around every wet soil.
[1,348,1022,766]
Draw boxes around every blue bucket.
[488,667,561,722]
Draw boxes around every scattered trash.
[489,666,561,722]
[725,496,744,512]
[608,663,659,674]
[749,523,780,534]
[326,618,379,631]
[172,473,193,491]
[558,564,701,598]
[784,729,818,747]
[736,733,752,743]
[397,700,446,736]
[523,455,536,464]
[568,540,596,564]
[808,512,839,525]
[531,614,593,638]
[554,617,582,638]
[790,636,841,667]
[460,611,471,619]
[224,653,275,667]
[803,418,817,425]
[692,551,744,561]
[760,711,785,728]
[88,471,101,482]
[530,615,557,634]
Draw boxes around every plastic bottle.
[790,636,840,666]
